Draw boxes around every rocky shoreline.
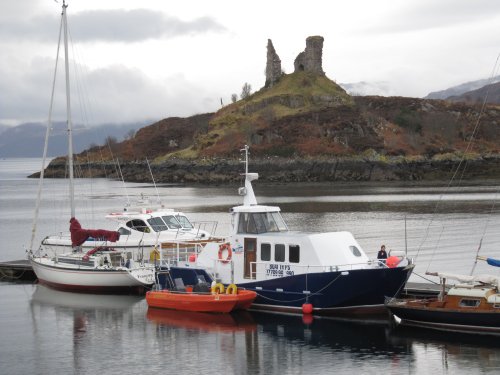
[30,156,500,184]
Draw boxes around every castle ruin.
[294,36,324,75]
[265,36,325,87]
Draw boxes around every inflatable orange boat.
[146,283,257,313]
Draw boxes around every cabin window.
[270,212,288,231]
[147,217,168,232]
[349,246,362,257]
[261,243,271,261]
[176,215,194,229]
[125,219,150,233]
[118,227,131,236]
[237,212,288,234]
[238,213,257,234]
[162,215,182,229]
[459,299,480,308]
[289,245,300,263]
[275,244,285,262]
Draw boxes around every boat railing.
[37,239,153,264]
[157,238,225,267]
[191,221,218,237]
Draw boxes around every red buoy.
[302,303,313,314]
[386,256,400,268]
[188,253,196,262]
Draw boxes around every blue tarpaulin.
[486,258,500,267]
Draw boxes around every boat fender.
[218,243,232,264]
[386,256,400,268]
[226,284,238,295]
[150,247,160,262]
[211,282,225,294]
[302,303,313,314]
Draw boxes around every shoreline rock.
[29,156,500,184]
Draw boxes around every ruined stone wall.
[265,39,282,87]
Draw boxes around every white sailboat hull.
[30,257,155,294]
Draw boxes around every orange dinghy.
[146,284,257,313]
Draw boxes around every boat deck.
[402,282,441,298]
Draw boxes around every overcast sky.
[1,0,499,126]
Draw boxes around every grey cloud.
[0,8,226,43]
[0,59,215,125]
[362,0,500,34]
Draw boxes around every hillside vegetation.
[42,71,500,183]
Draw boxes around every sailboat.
[385,64,500,335]
[29,1,155,294]
[152,145,415,316]
[386,258,500,335]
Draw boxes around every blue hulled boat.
[156,146,414,316]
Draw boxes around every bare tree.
[240,83,252,99]
[124,129,136,140]
[231,93,238,103]
[105,135,119,153]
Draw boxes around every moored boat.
[386,271,500,336]
[146,284,257,313]
[41,204,214,254]
[28,1,156,293]
[154,145,414,316]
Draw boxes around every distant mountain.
[0,121,150,157]
[425,75,500,100]
[446,81,500,105]
[0,124,9,136]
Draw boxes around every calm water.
[1,158,500,374]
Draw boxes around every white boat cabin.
[41,206,214,254]
[192,202,372,284]
[105,206,212,241]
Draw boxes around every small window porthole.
[261,243,271,261]
[459,299,480,308]
[349,246,362,257]
[275,244,285,262]
[289,245,300,263]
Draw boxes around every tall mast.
[62,0,75,217]
[29,5,64,252]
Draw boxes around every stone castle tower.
[265,36,325,87]
[294,36,324,75]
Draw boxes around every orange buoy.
[302,303,313,314]
[218,243,232,264]
[386,256,400,268]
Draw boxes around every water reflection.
[9,284,498,374]
[146,308,257,333]
[389,325,500,373]
[30,285,143,310]
[29,285,144,374]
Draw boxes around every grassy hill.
[41,70,500,183]
[168,71,354,158]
